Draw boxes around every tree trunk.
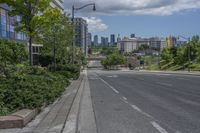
[29,36,33,66]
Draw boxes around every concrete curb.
[62,71,86,133]
[0,109,38,129]
[77,72,97,133]
[140,70,200,76]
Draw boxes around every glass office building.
[0,4,26,41]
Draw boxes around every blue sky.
[64,0,200,39]
[96,10,200,38]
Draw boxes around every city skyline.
[64,0,200,38]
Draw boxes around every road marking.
[122,96,127,101]
[120,98,129,104]
[156,82,172,87]
[130,104,143,113]
[151,121,168,133]
[99,78,119,94]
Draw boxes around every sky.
[64,0,200,39]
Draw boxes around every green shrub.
[0,66,70,116]
[48,64,80,79]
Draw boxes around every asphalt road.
[88,67,200,133]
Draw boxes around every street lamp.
[177,35,191,72]
[71,3,96,64]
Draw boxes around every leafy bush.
[48,64,80,79]
[101,53,126,69]
[0,39,27,66]
[0,66,69,116]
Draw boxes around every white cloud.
[64,0,200,16]
[82,17,108,33]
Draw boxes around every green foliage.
[159,35,200,70]
[161,48,173,63]
[0,0,51,65]
[49,64,81,80]
[34,8,73,66]
[0,66,70,116]
[138,44,150,51]
[101,47,119,56]
[0,39,28,75]
[101,52,126,69]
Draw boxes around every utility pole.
[71,3,96,64]
[188,38,191,72]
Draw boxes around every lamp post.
[177,35,191,72]
[71,3,96,64]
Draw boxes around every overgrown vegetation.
[101,50,126,70]
[159,35,200,71]
[0,39,81,116]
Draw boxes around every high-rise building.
[117,34,121,42]
[50,0,64,12]
[0,4,26,41]
[130,34,135,38]
[101,37,109,47]
[94,35,98,46]
[87,33,92,46]
[105,37,109,46]
[74,18,88,55]
[110,34,116,46]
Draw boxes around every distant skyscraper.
[110,34,116,46]
[101,37,109,47]
[101,37,105,46]
[94,35,98,46]
[130,34,135,38]
[117,34,121,42]
[105,37,109,46]
[87,33,92,46]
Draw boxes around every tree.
[0,39,27,75]
[101,52,126,69]
[138,44,150,51]
[0,0,51,65]
[161,48,173,63]
[34,8,73,69]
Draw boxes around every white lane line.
[120,98,129,104]
[130,104,153,118]
[130,104,143,113]
[122,96,127,101]
[151,121,168,133]
[156,82,172,87]
[99,78,119,94]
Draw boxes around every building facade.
[110,34,115,46]
[94,35,98,46]
[87,33,92,46]
[130,34,135,38]
[117,37,138,53]
[74,18,88,55]
[166,36,177,48]
[50,0,64,12]
[118,37,166,53]
[0,4,26,41]
[101,37,109,47]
